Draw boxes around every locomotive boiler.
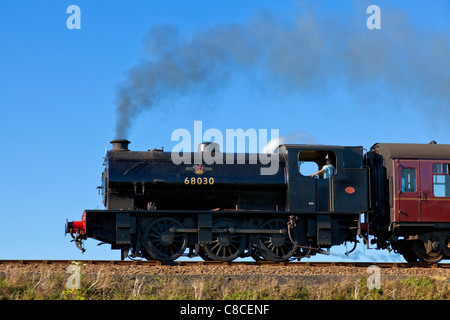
[66,139,450,263]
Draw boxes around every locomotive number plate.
[184,177,215,185]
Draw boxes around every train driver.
[310,156,334,179]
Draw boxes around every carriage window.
[433,163,450,197]
[401,168,416,192]
[433,163,449,174]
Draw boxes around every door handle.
[419,191,426,201]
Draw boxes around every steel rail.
[0,259,449,268]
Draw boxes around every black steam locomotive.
[66,139,450,263]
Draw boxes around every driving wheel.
[203,218,246,262]
[257,219,297,262]
[142,218,187,261]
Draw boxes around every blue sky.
[1,1,449,261]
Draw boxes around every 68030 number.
[184,177,215,185]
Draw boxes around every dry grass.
[0,265,448,300]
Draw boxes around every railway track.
[0,259,449,268]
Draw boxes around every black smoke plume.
[114,5,450,138]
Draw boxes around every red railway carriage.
[366,142,450,262]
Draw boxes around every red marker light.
[345,187,355,194]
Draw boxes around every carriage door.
[419,161,450,222]
[393,159,421,222]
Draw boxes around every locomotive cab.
[278,144,368,214]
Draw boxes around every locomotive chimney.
[110,139,131,151]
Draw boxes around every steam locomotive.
[65,139,450,263]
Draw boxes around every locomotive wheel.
[142,218,187,261]
[203,219,246,262]
[257,219,297,262]
[413,240,443,263]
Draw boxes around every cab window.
[298,150,336,178]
